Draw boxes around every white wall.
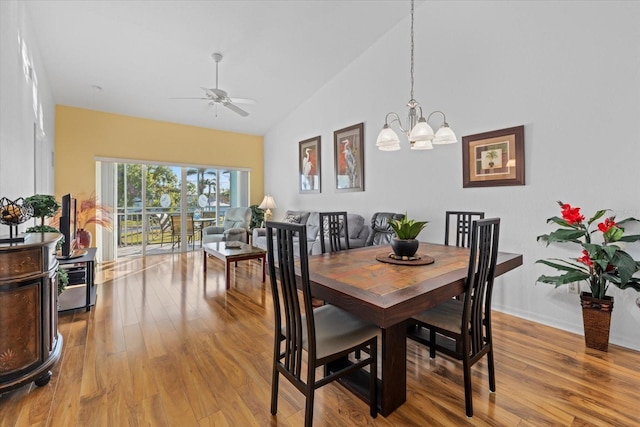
[264,1,640,350]
[0,0,55,214]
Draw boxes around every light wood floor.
[2,252,639,426]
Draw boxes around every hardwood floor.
[2,252,639,426]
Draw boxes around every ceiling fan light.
[432,123,457,144]
[409,119,435,142]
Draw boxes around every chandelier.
[376,0,457,151]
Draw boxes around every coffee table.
[202,242,266,289]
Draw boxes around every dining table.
[302,242,523,417]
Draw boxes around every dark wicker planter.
[580,292,613,352]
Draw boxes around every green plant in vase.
[388,214,428,258]
[250,204,265,230]
[536,201,640,351]
[24,194,68,295]
[24,194,60,233]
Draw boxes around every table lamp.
[259,195,277,222]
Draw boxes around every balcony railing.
[116,207,225,253]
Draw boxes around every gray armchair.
[202,207,252,244]
[365,212,405,246]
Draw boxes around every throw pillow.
[282,214,301,224]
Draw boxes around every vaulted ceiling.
[26,0,414,135]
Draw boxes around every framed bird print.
[299,136,321,193]
[333,122,364,192]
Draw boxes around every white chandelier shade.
[376,0,457,151]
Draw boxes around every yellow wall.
[55,105,264,208]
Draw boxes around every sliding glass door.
[100,160,249,259]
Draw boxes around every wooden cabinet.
[0,232,63,394]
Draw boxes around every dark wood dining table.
[303,242,523,417]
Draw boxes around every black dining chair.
[445,211,485,247]
[318,211,350,254]
[408,218,500,417]
[266,220,378,426]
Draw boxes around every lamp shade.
[259,195,277,210]
[432,124,457,145]
[410,139,434,150]
[409,120,435,142]
[376,126,401,151]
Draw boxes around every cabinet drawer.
[0,248,42,280]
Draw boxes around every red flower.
[561,203,585,224]
[598,217,617,233]
[577,250,593,267]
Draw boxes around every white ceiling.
[25,0,413,136]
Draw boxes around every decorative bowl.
[0,197,34,226]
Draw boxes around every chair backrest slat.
[319,212,350,253]
[266,221,315,379]
[462,218,500,357]
[445,211,485,247]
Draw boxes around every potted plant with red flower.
[537,201,640,351]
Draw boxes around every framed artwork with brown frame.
[298,136,321,193]
[333,122,364,192]
[462,125,525,188]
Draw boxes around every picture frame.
[333,122,364,192]
[462,125,525,188]
[298,136,321,193]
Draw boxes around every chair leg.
[429,328,437,359]
[369,341,378,418]
[487,346,496,392]
[304,388,315,427]
[270,367,279,415]
[463,358,473,417]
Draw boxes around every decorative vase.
[76,228,92,249]
[390,238,419,258]
[580,291,613,352]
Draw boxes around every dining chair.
[445,211,485,247]
[153,213,172,247]
[318,211,349,253]
[408,217,500,417]
[266,220,378,426]
[170,214,195,250]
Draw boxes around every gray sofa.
[252,210,369,255]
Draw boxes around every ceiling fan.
[174,52,255,117]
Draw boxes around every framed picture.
[462,125,525,188]
[333,122,364,192]
[299,136,321,193]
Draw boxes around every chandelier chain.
[410,0,414,101]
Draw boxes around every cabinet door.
[0,279,42,377]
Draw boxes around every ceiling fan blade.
[223,102,249,117]
[229,97,256,105]
[170,97,209,100]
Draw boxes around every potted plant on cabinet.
[388,214,428,259]
[536,201,640,351]
[24,194,60,233]
[23,194,69,294]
